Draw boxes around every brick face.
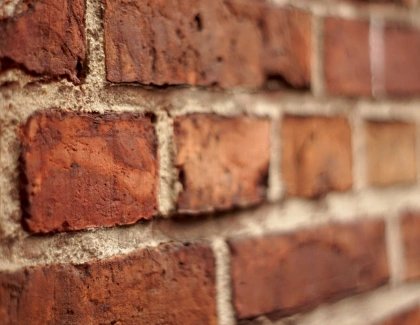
[0,242,216,325]
[104,0,311,88]
[384,24,420,96]
[281,115,353,198]
[20,110,158,234]
[174,114,270,213]
[376,306,420,325]
[366,121,417,187]
[324,18,371,96]
[401,212,420,280]
[228,220,389,320]
[0,0,85,83]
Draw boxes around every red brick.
[228,220,389,320]
[401,212,420,280]
[366,121,416,187]
[20,110,158,234]
[376,306,420,325]
[281,115,353,198]
[324,18,371,96]
[0,0,85,83]
[0,242,217,325]
[174,114,270,213]
[384,24,420,96]
[104,0,311,88]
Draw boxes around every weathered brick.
[401,212,420,280]
[0,0,85,83]
[20,110,158,233]
[104,0,311,88]
[376,306,420,325]
[228,220,389,320]
[384,24,420,96]
[0,242,217,325]
[366,121,416,187]
[174,114,270,213]
[281,115,352,198]
[324,18,371,96]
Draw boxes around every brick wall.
[1,0,420,324]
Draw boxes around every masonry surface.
[2,0,420,324]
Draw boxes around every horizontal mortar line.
[274,282,420,325]
[2,185,420,271]
[271,0,420,24]
[4,88,420,123]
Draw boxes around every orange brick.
[229,220,389,319]
[401,212,420,280]
[20,110,158,233]
[384,24,420,96]
[281,115,352,198]
[324,18,371,96]
[174,114,270,213]
[366,121,416,187]
[0,243,217,324]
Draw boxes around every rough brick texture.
[376,307,420,325]
[20,110,158,233]
[228,220,389,320]
[0,0,85,83]
[401,212,420,280]
[324,18,371,96]
[174,114,270,213]
[384,24,420,96]
[0,242,216,325]
[366,121,416,187]
[281,115,353,198]
[104,0,311,88]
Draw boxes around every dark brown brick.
[0,0,85,83]
[0,242,217,325]
[401,212,420,280]
[229,220,389,320]
[384,24,420,96]
[281,115,353,198]
[366,121,417,187]
[324,18,371,96]
[104,0,311,88]
[20,110,158,234]
[376,306,420,325]
[174,114,270,213]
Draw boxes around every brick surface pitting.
[281,115,353,198]
[0,0,85,83]
[384,24,420,96]
[20,110,158,233]
[104,0,311,88]
[376,306,420,325]
[174,114,270,213]
[401,212,420,280]
[228,220,389,320]
[324,18,371,96]
[366,121,416,187]
[0,243,217,325]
